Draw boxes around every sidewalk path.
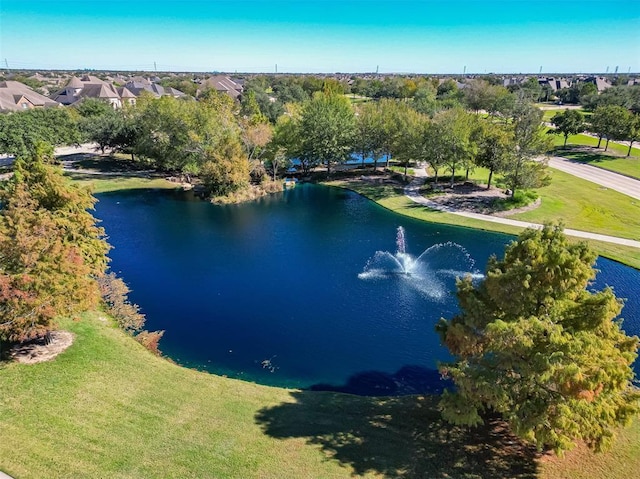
[404,169,640,249]
[548,156,640,201]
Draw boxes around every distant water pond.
[94,184,640,395]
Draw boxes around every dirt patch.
[425,183,509,214]
[419,181,542,216]
[7,331,75,364]
[359,173,404,186]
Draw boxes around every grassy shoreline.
[326,179,640,270]
[2,313,638,479]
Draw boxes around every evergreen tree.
[437,224,640,454]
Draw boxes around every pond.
[94,184,640,395]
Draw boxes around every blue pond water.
[94,184,640,395]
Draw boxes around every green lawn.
[65,171,178,194]
[511,168,640,241]
[2,314,638,479]
[554,149,640,179]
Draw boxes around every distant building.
[53,75,124,108]
[197,75,243,99]
[539,77,571,92]
[0,80,61,112]
[588,76,613,92]
[53,75,184,108]
[123,81,185,99]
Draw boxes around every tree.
[354,102,386,171]
[299,92,356,175]
[625,114,640,156]
[551,109,585,147]
[392,108,426,180]
[474,122,514,189]
[583,85,640,112]
[412,83,438,116]
[437,224,640,454]
[432,108,476,187]
[240,90,268,124]
[377,99,421,170]
[590,105,633,151]
[420,121,447,184]
[463,80,507,113]
[0,108,82,157]
[488,88,517,122]
[239,120,273,182]
[266,107,302,175]
[199,137,249,196]
[504,104,552,197]
[512,77,542,103]
[0,145,109,342]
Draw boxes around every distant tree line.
[1,76,638,201]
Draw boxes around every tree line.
[1,77,638,202]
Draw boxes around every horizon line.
[2,68,639,76]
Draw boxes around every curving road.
[548,156,640,201]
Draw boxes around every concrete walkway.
[548,156,640,201]
[404,170,640,249]
[0,471,15,479]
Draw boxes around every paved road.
[548,156,640,201]
[405,170,640,249]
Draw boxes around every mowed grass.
[539,420,640,479]
[554,149,640,179]
[0,315,373,479]
[2,314,638,479]
[65,171,178,194]
[511,168,640,241]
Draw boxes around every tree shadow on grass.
[255,379,539,478]
[560,150,622,164]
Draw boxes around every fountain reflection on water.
[359,226,483,299]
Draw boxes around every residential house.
[53,75,123,108]
[197,75,243,99]
[539,77,570,92]
[0,80,61,112]
[123,81,185,99]
[589,76,613,92]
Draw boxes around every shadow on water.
[309,366,449,396]
[255,390,539,479]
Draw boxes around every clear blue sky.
[1,0,638,73]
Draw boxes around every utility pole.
[4,58,8,69]
[376,65,379,74]
[606,66,609,74]
[615,66,619,74]
[275,63,278,73]
[539,66,542,74]
[154,61,157,71]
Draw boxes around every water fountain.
[358,226,482,299]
